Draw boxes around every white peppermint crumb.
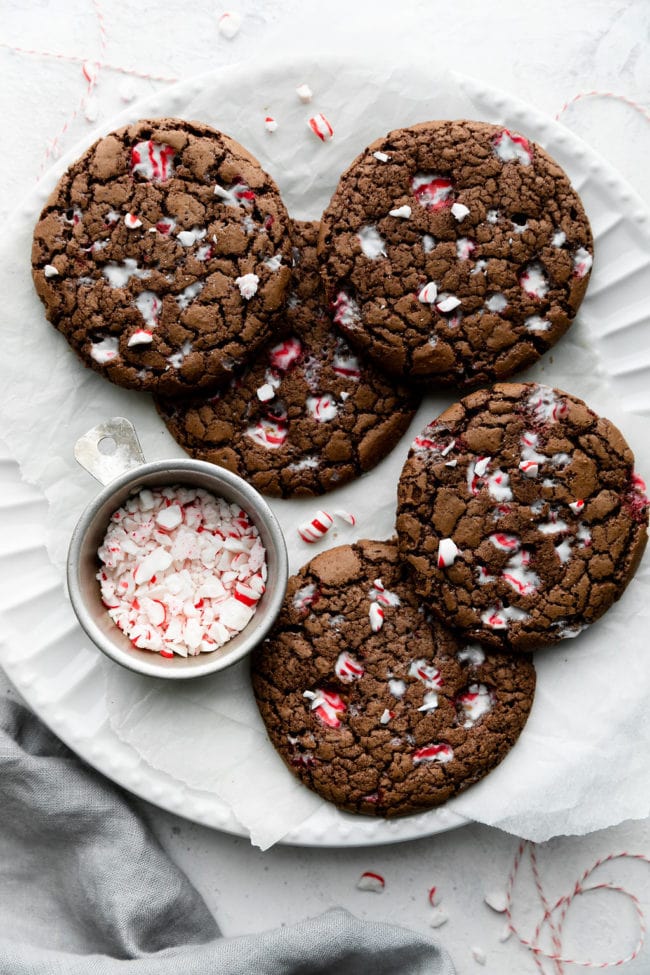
[296,83,313,103]
[256,383,275,402]
[235,273,259,300]
[389,205,412,219]
[471,946,487,965]
[429,909,449,928]
[484,889,508,913]
[451,202,470,221]
[218,11,241,38]
[119,77,137,102]
[44,264,59,278]
[373,151,390,162]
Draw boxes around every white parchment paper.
[1,59,649,848]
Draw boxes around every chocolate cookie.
[252,539,536,817]
[396,383,648,652]
[32,118,292,395]
[318,120,593,386]
[155,221,419,497]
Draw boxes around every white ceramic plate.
[2,59,650,847]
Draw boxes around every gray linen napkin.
[0,700,455,974]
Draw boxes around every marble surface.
[2,1,650,971]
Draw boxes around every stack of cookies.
[32,117,649,819]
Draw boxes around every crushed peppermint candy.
[429,909,449,928]
[308,113,334,142]
[298,510,333,543]
[296,83,313,103]
[124,213,142,229]
[373,150,390,162]
[451,202,470,221]
[97,486,266,657]
[235,273,259,300]
[304,688,346,727]
[44,264,59,278]
[217,11,242,38]
[484,889,509,913]
[356,871,385,893]
[389,204,412,219]
[335,651,364,682]
[369,602,384,632]
[428,886,442,907]
[334,509,356,526]
[264,116,278,133]
[130,141,175,182]
[437,538,459,568]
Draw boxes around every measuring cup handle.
[74,417,146,486]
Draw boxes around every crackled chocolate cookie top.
[156,221,419,497]
[252,539,536,817]
[32,118,292,395]
[318,120,593,386]
[396,383,648,652]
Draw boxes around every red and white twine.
[505,841,650,973]
[556,89,650,126]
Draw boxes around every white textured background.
[1,1,650,972]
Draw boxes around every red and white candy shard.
[357,872,385,893]
[458,684,493,727]
[487,469,513,502]
[264,116,278,133]
[502,550,539,595]
[481,604,529,630]
[437,537,459,568]
[369,603,384,632]
[436,294,461,313]
[418,281,438,304]
[135,291,161,328]
[412,743,453,765]
[569,499,585,514]
[298,510,333,543]
[306,396,338,422]
[217,11,241,38]
[127,329,153,348]
[332,292,361,329]
[90,336,119,364]
[293,583,319,611]
[335,651,365,682]
[489,532,520,552]
[124,213,142,229]
[527,384,567,423]
[214,180,255,208]
[130,141,175,182]
[520,263,549,299]
[379,708,393,724]
[245,419,287,449]
[334,509,356,525]
[269,337,302,371]
[369,578,401,607]
[308,113,334,142]
[428,886,442,907]
[409,659,443,689]
[304,688,346,728]
[492,129,532,166]
[467,456,491,495]
[573,247,593,278]
[96,486,266,657]
[411,173,454,210]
